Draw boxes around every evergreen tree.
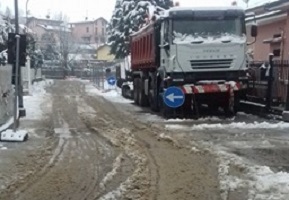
[0,15,14,65]
[108,0,173,59]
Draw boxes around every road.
[0,80,222,200]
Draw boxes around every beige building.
[70,17,108,46]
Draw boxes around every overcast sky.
[0,0,273,22]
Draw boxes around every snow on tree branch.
[108,0,173,59]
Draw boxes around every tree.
[40,32,58,60]
[5,7,12,19]
[26,33,44,76]
[53,12,81,72]
[0,15,14,65]
[108,0,173,59]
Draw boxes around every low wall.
[0,65,14,126]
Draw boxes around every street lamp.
[26,0,30,27]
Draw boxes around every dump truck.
[120,6,257,118]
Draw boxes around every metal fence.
[41,64,117,90]
[247,59,289,107]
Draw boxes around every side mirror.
[159,43,170,50]
[251,24,258,37]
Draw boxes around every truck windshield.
[172,18,245,43]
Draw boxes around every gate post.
[266,54,274,111]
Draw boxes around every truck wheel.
[121,86,127,98]
[138,78,149,107]
[133,78,139,105]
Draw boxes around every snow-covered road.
[1,79,289,200]
[0,80,221,200]
[86,80,289,200]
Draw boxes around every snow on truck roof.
[131,6,245,37]
[168,6,244,12]
[161,6,245,17]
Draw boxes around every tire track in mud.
[84,87,222,200]
[2,80,221,200]
[9,81,135,200]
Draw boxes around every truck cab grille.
[190,59,233,69]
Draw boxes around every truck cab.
[158,7,248,84]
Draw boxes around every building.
[26,17,71,48]
[246,0,289,61]
[70,17,108,46]
[96,44,115,62]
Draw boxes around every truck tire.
[121,85,128,98]
[133,78,140,105]
[138,78,149,107]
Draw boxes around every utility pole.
[14,0,26,117]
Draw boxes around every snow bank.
[190,121,289,131]
[216,148,289,200]
[23,80,53,120]
[166,116,224,123]
[85,82,133,104]
[166,121,289,131]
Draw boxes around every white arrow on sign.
[166,93,183,102]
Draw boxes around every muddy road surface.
[0,80,222,200]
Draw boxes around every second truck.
[117,6,257,118]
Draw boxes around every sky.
[0,0,275,22]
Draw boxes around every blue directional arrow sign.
[163,87,185,108]
[107,76,116,86]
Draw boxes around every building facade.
[26,17,71,48]
[246,0,289,61]
[70,17,108,46]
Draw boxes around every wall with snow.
[22,58,42,94]
[0,65,14,126]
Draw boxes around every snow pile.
[190,121,289,131]
[215,148,289,200]
[99,154,124,190]
[0,49,7,65]
[23,79,53,120]
[166,116,224,123]
[85,82,133,104]
[95,127,150,200]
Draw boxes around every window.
[86,27,89,33]
[95,27,98,34]
[102,28,105,35]
[102,21,106,26]
[273,49,281,57]
[95,37,99,43]
[172,17,244,43]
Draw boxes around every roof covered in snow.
[70,17,108,24]
[37,24,71,32]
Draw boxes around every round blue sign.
[163,87,185,108]
[107,76,116,86]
